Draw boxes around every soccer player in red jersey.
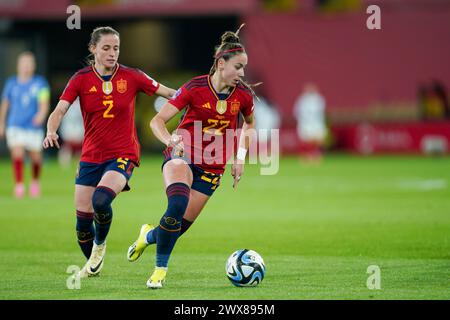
[127,25,256,288]
[43,27,176,278]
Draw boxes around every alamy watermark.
[366,5,381,30]
[170,123,280,175]
[66,265,81,289]
[366,265,381,290]
[66,5,81,30]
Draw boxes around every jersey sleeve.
[1,78,13,102]
[169,85,191,111]
[135,69,160,96]
[240,92,255,118]
[60,73,81,104]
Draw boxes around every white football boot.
[78,242,106,278]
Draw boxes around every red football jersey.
[169,75,254,174]
[60,64,160,165]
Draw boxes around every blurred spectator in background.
[419,80,450,121]
[293,83,327,163]
[58,97,84,168]
[417,83,428,119]
[0,51,50,198]
[254,95,280,147]
[431,80,450,119]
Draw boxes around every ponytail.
[210,24,261,99]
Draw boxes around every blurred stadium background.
[0,0,449,300]
[1,0,450,155]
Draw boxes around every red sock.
[13,158,24,184]
[32,161,42,180]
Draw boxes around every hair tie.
[215,47,245,59]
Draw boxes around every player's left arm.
[33,86,50,126]
[232,113,255,189]
[136,69,176,99]
[155,84,177,100]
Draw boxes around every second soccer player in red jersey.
[43,26,176,278]
[127,25,257,288]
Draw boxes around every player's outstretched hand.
[43,132,60,149]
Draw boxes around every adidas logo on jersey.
[89,86,97,93]
[202,102,211,109]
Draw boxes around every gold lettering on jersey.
[102,81,113,95]
[231,101,240,114]
[216,100,227,114]
[117,79,127,93]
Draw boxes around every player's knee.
[164,159,190,181]
[92,186,116,223]
[166,158,187,169]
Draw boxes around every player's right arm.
[0,78,12,138]
[150,102,183,150]
[43,100,70,149]
[44,71,81,148]
[150,83,191,153]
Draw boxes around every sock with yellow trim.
[146,218,193,244]
[156,183,190,268]
[92,186,116,245]
[76,210,95,259]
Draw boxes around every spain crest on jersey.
[117,79,127,93]
[231,101,240,114]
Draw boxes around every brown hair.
[18,51,35,61]
[209,24,260,98]
[86,26,120,65]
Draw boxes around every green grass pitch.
[0,155,449,299]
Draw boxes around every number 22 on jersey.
[203,119,230,135]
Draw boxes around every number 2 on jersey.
[103,100,114,118]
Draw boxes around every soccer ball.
[225,249,266,287]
